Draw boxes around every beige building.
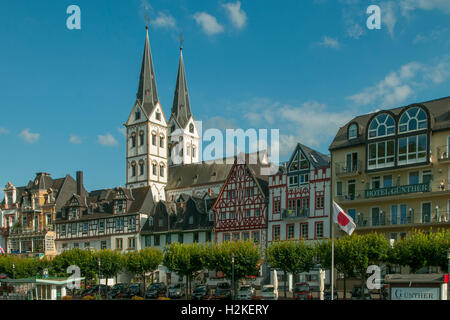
[329,96,450,241]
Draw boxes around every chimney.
[76,171,83,196]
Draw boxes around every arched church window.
[368,113,395,139]
[189,123,194,133]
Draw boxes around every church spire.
[171,41,192,129]
[136,26,159,115]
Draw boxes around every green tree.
[207,241,261,299]
[140,247,164,290]
[267,240,315,297]
[50,248,97,287]
[96,250,124,286]
[163,243,207,299]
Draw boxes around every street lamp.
[231,254,235,300]
[98,259,101,296]
[12,263,15,279]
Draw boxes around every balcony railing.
[335,161,362,176]
[282,208,309,219]
[355,212,450,228]
[437,145,450,162]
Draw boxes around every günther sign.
[391,287,440,300]
[365,183,429,198]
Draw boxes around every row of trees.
[1,229,449,298]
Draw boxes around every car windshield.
[295,286,309,291]
[130,284,140,289]
[112,284,124,290]
[217,283,230,289]
[170,284,181,289]
[194,287,206,293]
[262,287,273,293]
[239,286,251,292]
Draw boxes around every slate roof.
[56,186,154,222]
[140,194,215,234]
[170,49,192,129]
[136,27,159,117]
[329,96,450,151]
[297,143,330,168]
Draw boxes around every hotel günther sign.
[365,183,430,198]
[391,287,440,300]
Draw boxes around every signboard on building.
[365,183,429,198]
[390,287,440,300]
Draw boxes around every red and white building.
[213,153,270,249]
[268,143,331,243]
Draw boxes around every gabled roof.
[329,96,450,151]
[136,27,159,117]
[171,49,193,130]
[292,143,330,169]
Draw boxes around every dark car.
[123,283,144,299]
[293,282,313,300]
[82,284,110,298]
[168,283,185,299]
[211,287,232,300]
[351,287,371,300]
[108,283,129,299]
[191,285,210,300]
[145,282,167,299]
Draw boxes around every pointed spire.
[171,44,192,129]
[136,26,159,115]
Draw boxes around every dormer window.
[135,110,141,120]
[348,123,358,140]
[70,207,77,220]
[156,111,161,121]
[189,123,194,133]
[117,201,123,213]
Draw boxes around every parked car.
[216,282,231,290]
[82,285,110,298]
[191,284,210,300]
[237,285,255,300]
[123,283,144,299]
[211,287,232,300]
[168,283,185,299]
[260,285,278,300]
[293,282,313,300]
[108,283,129,299]
[351,287,371,300]
[145,282,167,299]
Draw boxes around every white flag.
[333,201,356,235]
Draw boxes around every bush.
[62,295,72,300]
[157,296,171,300]
[131,296,144,300]
[82,295,95,300]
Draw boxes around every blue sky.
[0,0,449,196]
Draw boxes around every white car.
[237,285,255,300]
[260,285,278,300]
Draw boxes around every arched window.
[398,107,427,133]
[139,162,144,176]
[159,135,165,148]
[160,163,165,178]
[152,162,157,175]
[139,131,144,146]
[131,162,136,177]
[348,123,358,140]
[189,123,194,134]
[368,113,395,139]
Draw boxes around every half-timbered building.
[55,184,154,253]
[213,153,270,248]
[268,143,331,243]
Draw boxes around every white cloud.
[151,12,176,29]
[400,0,450,15]
[315,36,340,49]
[118,127,127,137]
[98,133,118,146]
[347,56,450,106]
[381,1,397,38]
[0,127,8,135]
[69,135,82,144]
[241,99,353,154]
[19,129,40,144]
[222,1,247,29]
[193,12,224,35]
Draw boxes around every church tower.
[168,43,201,166]
[125,26,168,201]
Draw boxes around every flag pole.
[331,215,334,301]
